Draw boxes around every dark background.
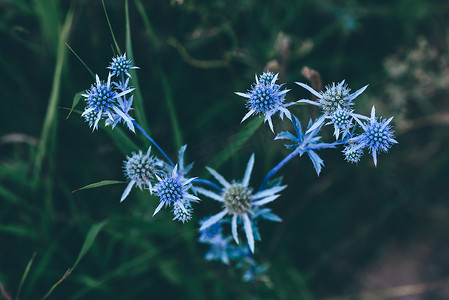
[1,0,449,299]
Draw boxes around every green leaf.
[40,221,107,300]
[65,43,94,78]
[102,0,120,55]
[15,252,36,300]
[66,91,83,119]
[125,0,150,136]
[72,180,126,193]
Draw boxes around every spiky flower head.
[172,200,192,223]
[223,183,253,215]
[120,147,166,202]
[343,144,364,164]
[236,72,293,132]
[296,80,368,117]
[350,106,398,166]
[296,80,369,139]
[82,108,98,129]
[84,74,116,112]
[328,106,354,139]
[320,81,352,114]
[124,149,165,187]
[332,107,351,129]
[81,73,134,131]
[152,166,199,219]
[157,176,184,205]
[197,154,286,253]
[107,53,138,78]
[257,72,276,85]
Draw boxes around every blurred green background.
[1,0,449,299]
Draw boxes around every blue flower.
[236,72,293,132]
[167,145,193,179]
[152,165,200,219]
[197,154,286,253]
[105,95,134,129]
[120,147,167,202]
[172,200,193,223]
[350,106,397,166]
[343,143,364,164]
[81,73,135,131]
[275,116,341,175]
[202,234,234,264]
[199,217,223,241]
[107,53,139,78]
[82,107,98,129]
[199,218,237,264]
[297,80,367,115]
[296,80,368,137]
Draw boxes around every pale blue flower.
[199,217,224,241]
[232,248,268,282]
[296,80,368,135]
[197,154,287,253]
[275,116,341,175]
[172,200,192,223]
[82,107,98,129]
[167,145,193,179]
[152,165,200,218]
[81,73,135,131]
[199,218,235,264]
[120,147,166,202]
[112,77,131,92]
[105,95,134,129]
[236,72,293,132]
[107,53,139,78]
[343,143,364,164]
[350,106,397,166]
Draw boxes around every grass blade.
[102,0,120,55]
[33,8,74,178]
[125,0,150,135]
[15,252,37,300]
[159,68,183,149]
[65,43,94,78]
[40,221,107,300]
[72,180,126,193]
[66,91,83,119]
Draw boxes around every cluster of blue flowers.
[81,53,137,132]
[78,54,397,281]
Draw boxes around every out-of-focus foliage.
[1,0,449,299]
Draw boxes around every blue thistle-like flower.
[257,72,276,85]
[107,53,139,78]
[120,147,167,202]
[236,72,293,133]
[351,106,397,166]
[152,165,199,218]
[199,218,236,264]
[156,176,184,205]
[105,95,134,129]
[81,73,135,131]
[296,80,368,136]
[197,154,286,253]
[329,106,354,139]
[297,80,367,115]
[172,200,192,223]
[275,116,341,175]
[202,234,234,264]
[82,107,98,129]
[343,144,364,164]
